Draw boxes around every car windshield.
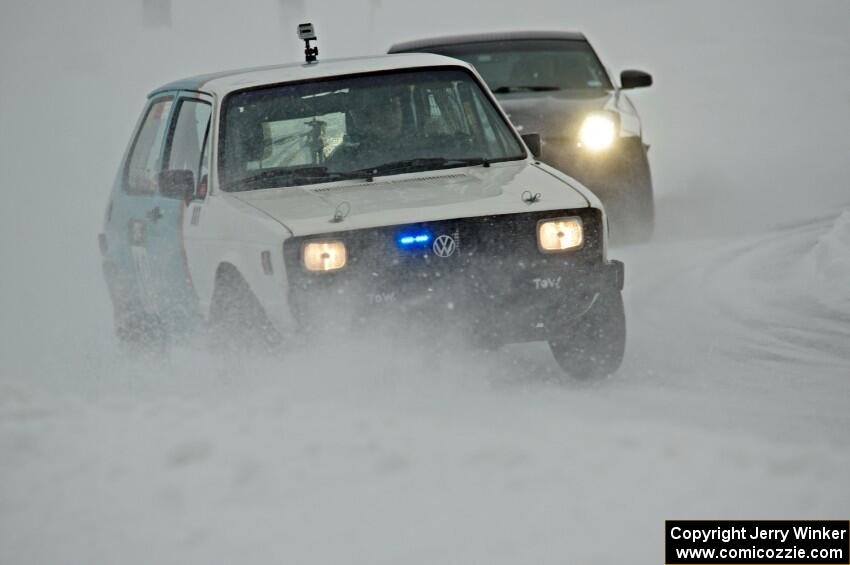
[219,68,525,191]
[416,40,613,93]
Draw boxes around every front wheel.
[548,290,626,379]
[208,266,280,353]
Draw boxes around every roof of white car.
[150,53,472,98]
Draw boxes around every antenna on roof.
[298,22,318,64]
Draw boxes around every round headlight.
[578,112,617,151]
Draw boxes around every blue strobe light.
[397,233,432,247]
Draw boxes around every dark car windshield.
[219,68,525,192]
[413,40,613,93]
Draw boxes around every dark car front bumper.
[542,136,649,197]
[283,208,624,343]
[541,135,654,242]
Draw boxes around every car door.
[151,92,213,332]
[112,94,175,316]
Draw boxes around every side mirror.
[521,133,542,159]
[159,169,195,201]
[620,70,653,89]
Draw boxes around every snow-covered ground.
[1,1,849,563]
[2,215,849,564]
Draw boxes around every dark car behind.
[390,31,655,242]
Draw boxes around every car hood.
[496,90,614,139]
[231,161,590,236]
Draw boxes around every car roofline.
[147,53,470,98]
[388,30,587,53]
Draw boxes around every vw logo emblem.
[432,234,457,258]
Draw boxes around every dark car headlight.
[577,111,618,151]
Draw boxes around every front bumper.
[283,208,624,343]
[541,135,647,195]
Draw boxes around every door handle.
[146,207,163,223]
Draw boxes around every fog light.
[303,240,346,271]
[538,217,583,251]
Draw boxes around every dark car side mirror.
[521,133,542,159]
[159,169,195,201]
[620,70,653,89]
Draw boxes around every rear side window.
[165,98,212,192]
[125,97,173,194]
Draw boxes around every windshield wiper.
[229,158,495,191]
[352,157,491,178]
[227,165,370,191]
[492,85,561,93]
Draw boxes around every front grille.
[281,207,606,336]
[283,207,603,291]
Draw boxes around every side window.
[164,98,212,193]
[125,97,174,194]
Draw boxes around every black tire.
[114,309,168,353]
[548,290,626,379]
[208,265,280,352]
[104,263,168,352]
